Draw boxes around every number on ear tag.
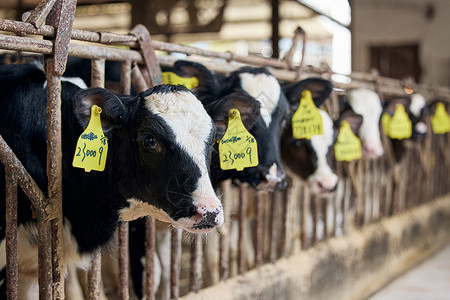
[162,71,199,90]
[334,121,362,162]
[292,90,323,139]
[381,113,391,135]
[219,109,259,171]
[388,104,412,140]
[73,105,108,172]
[431,102,450,134]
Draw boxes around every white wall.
[352,0,450,86]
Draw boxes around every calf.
[280,78,339,195]
[346,88,384,159]
[0,62,223,298]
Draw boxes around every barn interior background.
[0,0,449,300]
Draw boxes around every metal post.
[170,228,182,299]
[5,171,18,300]
[144,216,156,300]
[238,184,248,274]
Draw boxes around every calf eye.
[143,135,158,150]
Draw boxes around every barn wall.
[180,195,450,300]
[351,0,450,86]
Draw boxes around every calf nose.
[362,141,384,159]
[194,205,223,229]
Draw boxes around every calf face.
[162,61,288,191]
[280,78,338,195]
[346,88,384,159]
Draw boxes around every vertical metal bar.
[5,171,18,300]
[282,182,293,257]
[219,180,231,281]
[118,59,132,300]
[144,216,156,300]
[343,176,351,234]
[238,183,248,273]
[190,235,203,293]
[118,222,129,300]
[255,190,264,267]
[87,248,102,300]
[38,215,53,300]
[269,191,280,262]
[91,58,106,87]
[311,196,318,244]
[131,63,150,93]
[120,60,132,95]
[170,228,182,299]
[44,58,63,300]
[300,185,310,249]
[321,197,328,240]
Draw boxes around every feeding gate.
[0,0,449,300]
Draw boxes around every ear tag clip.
[162,71,199,89]
[388,104,412,139]
[431,102,450,134]
[73,105,108,172]
[381,113,391,135]
[292,90,323,139]
[334,121,362,162]
[218,109,259,171]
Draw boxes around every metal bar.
[118,222,129,300]
[255,191,264,267]
[190,235,203,293]
[311,196,318,244]
[219,180,231,281]
[321,197,328,240]
[5,171,18,300]
[282,182,293,257]
[91,58,106,87]
[300,184,310,249]
[87,248,102,300]
[38,214,53,300]
[130,24,163,87]
[170,228,182,299]
[0,135,47,218]
[131,63,150,93]
[120,60,132,95]
[238,184,248,274]
[25,0,57,28]
[144,216,156,300]
[43,58,64,300]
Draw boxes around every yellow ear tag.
[218,109,259,171]
[72,105,108,172]
[292,90,323,139]
[381,113,391,135]
[334,121,362,162]
[388,104,412,140]
[162,71,199,90]
[431,102,450,134]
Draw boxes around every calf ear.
[166,60,219,103]
[282,78,333,109]
[205,92,261,140]
[73,87,128,133]
[340,110,363,135]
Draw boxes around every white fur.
[239,72,281,128]
[0,238,5,270]
[43,77,88,90]
[144,91,223,230]
[410,94,426,117]
[348,88,384,158]
[308,110,338,194]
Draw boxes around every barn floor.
[367,242,450,300]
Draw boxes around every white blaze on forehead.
[144,90,220,210]
[348,88,383,144]
[310,110,335,180]
[410,94,426,117]
[239,72,281,127]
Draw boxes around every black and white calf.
[0,62,223,298]
[346,88,384,159]
[280,78,340,195]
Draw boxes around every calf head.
[163,61,288,191]
[347,88,384,159]
[280,78,338,195]
[73,85,223,233]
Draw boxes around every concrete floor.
[367,242,450,300]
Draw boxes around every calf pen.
[0,1,449,299]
